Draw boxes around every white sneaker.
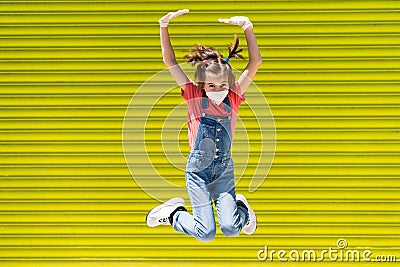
[236,194,257,235]
[146,197,186,227]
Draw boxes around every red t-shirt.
[181,80,245,151]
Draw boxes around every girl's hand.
[158,9,190,28]
[218,16,253,31]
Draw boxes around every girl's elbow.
[250,59,262,67]
[163,60,178,68]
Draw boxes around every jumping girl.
[146,9,262,242]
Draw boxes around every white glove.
[218,16,253,31]
[158,9,189,28]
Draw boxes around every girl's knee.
[195,227,216,242]
[220,223,240,237]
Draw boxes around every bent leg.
[173,170,216,242]
[212,160,248,237]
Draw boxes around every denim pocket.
[188,150,203,166]
[222,155,234,168]
[187,151,205,173]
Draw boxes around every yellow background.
[0,0,399,266]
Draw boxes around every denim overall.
[172,91,249,242]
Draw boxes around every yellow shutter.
[1,0,399,266]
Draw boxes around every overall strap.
[201,90,208,110]
[222,94,232,113]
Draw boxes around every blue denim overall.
[172,92,249,242]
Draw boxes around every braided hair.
[184,34,244,89]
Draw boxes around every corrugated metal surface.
[1,0,399,266]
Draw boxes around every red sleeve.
[181,80,202,101]
[229,81,245,108]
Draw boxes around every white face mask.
[206,90,229,105]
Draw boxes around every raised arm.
[159,9,190,89]
[218,16,262,95]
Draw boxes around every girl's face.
[203,72,229,92]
